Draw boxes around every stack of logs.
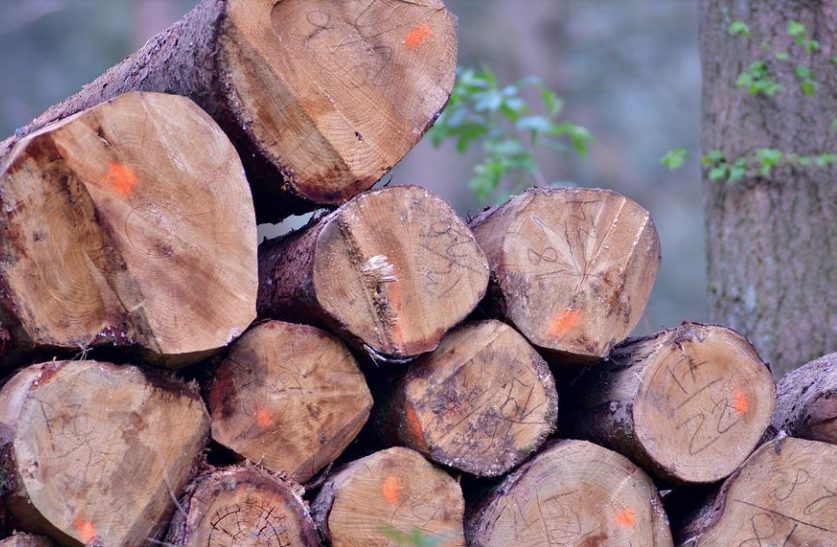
[0,1,835,545]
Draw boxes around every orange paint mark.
[405,403,428,452]
[615,507,636,528]
[102,163,137,196]
[256,406,274,428]
[406,25,432,49]
[382,475,401,505]
[732,389,749,415]
[74,519,97,543]
[549,309,582,338]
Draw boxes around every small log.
[0,92,257,368]
[311,447,465,546]
[258,186,489,361]
[0,533,53,547]
[470,187,660,362]
[165,467,319,546]
[378,319,558,476]
[2,0,457,221]
[564,323,775,484]
[679,437,837,546]
[466,440,673,546]
[770,352,837,445]
[0,360,208,547]
[208,320,373,483]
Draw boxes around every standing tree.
[698,1,836,377]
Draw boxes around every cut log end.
[259,185,489,360]
[208,320,372,483]
[221,0,457,206]
[383,320,558,476]
[165,467,319,546]
[470,187,660,361]
[466,440,673,546]
[0,92,257,366]
[312,447,465,546]
[0,533,54,547]
[772,352,837,444]
[0,360,208,547]
[679,437,837,546]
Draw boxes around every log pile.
[1,1,835,545]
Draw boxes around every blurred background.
[0,0,707,332]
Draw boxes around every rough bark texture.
[311,447,465,546]
[165,466,320,546]
[699,0,837,378]
[564,322,776,484]
[469,187,660,363]
[678,437,837,546]
[258,185,489,362]
[0,92,257,368]
[769,351,837,444]
[0,360,209,547]
[1,0,458,222]
[466,440,673,547]
[208,320,373,483]
[378,320,558,477]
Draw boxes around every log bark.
[0,534,53,547]
[0,92,257,368]
[564,322,775,484]
[377,320,558,477]
[769,352,837,445]
[208,320,373,483]
[165,466,320,546]
[679,437,837,546]
[699,0,837,377]
[470,187,660,363]
[0,360,209,547]
[1,0,458,222]
[311,447,465,546]
[258,185,489,362]
[466,440,672,547]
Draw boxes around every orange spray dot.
[615,507,636,528]
[732,389,749,415]
[406,25,432,49]
[103,163,137,196]
[549,309,582,338]
[256,407,273,428]
[74,519,97,543]
[382,475,401,505]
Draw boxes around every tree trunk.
[466,440,673,547]
[469,188,660,364]
[0,92,257,368]
[769,351,837,444]
[377,320,558,477]
[563,322,775,484]
[208,320,373,483]
[678,437,837,545]
[311,447,465,547]
[258,185,489,362]
[165,467,320,546]
[0,360,209,547]
[699,0,837,378]
[1,0,458,222]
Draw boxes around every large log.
[165,467,320,546]
[378,320,558,476]
[1,0,457,221]
[0,92,257,368]
[564,323,776,484]
[0,360,209,547]
[258,186,489,362]
[0,534,53,547]
[208,320,373,483]
[679,437,837,546]
[470,187,660,363]
[311,447,465,546]
[466,440,673,546]
[770,352,837,445]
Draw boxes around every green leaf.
[540,89,564,116]
[569,126,593,156]
[775,52,790,62]
[787,20,806,38]
[516,116,553,134]
[795,65,812,79]
[660,148,689,170]
[702,149,725,166]
[800,81,816,95]
[727,20,750,38]
[709,166,729,182]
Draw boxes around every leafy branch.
[428,66,592,204]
